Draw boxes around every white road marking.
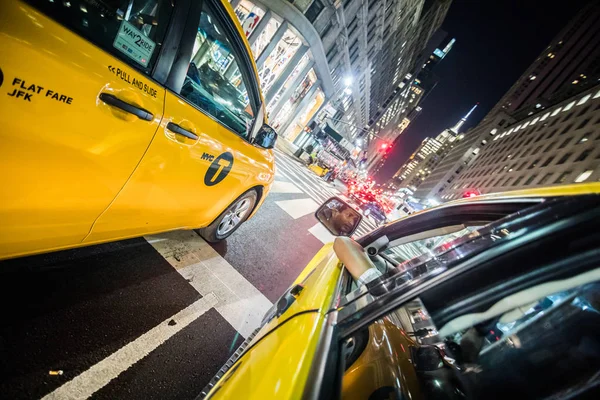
[275,198,319,220]
[42,294,218,400]
[146,231,273,339]
[275,151,377,235]
[308,223,335,244]
[270,180,303,193]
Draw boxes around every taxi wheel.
[197,190,258,243]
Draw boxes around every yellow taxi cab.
[0,0,277,260]
[201,183,600,400]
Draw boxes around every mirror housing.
[253,124,278,149]
[315,197,362,236]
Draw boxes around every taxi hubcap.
[217,198,251,236]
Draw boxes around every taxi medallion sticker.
[113,21,155,67]
[204,152,234,186]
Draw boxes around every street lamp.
[343,76,353,87]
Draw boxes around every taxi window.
[339,282,600,399]
[382,226,481,264]
[26,0,174,73]
[181,2,256,138]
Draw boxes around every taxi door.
[0,0,178,259]
[83,0,271,242]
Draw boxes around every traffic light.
[463,191,479,198]
[380,143,388,150]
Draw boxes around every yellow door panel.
[0,2,165,259]
[207,313,324,400]
[84,92,274,242]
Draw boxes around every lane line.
[146,231,273,339]
[275,198,320,220]
[270,180,303,194]
[42,294,218,400]
[308,223,335,244]
[275,166,330,204]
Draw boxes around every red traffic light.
[463,191,478,198]
[380,143,388,150]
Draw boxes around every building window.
[503,177,513,186]
[577,104,591,117]
[320,20,333,37]
[234,0,266,38]
[574,169,594,183]
[544,141,556,152]
[575,149,592,162]
[576,118,590,130]
[541,155,555,167]
[576,132,591,143]
[524,174,537,186]
[516,161,528,171]
[554,171,572,184]
[556,152,573,165]
[512,176,524,186]
[558,138,572,149]
[531,145,543,155]
[538,173,553,185]
[559,124,573,135]
[528,159,540,169]
[524,137,534,146]
[546,129,557,139]
[521,148,532,158]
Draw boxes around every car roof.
[435,182,600,208]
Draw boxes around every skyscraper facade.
[229,0,452,154]
[413,1,600,202]
[386,104,477,192]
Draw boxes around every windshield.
[340,200,555,309]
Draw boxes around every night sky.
[376,0,591,181]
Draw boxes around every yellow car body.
[0,0,274,260]
[203,183,600,400]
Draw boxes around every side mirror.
[253,124,278,149]
[315,197,362,236]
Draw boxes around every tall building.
[488,1,600,119]
[366,27,455,174]
[229,0,452,155]
[386,104,477,192]
[436,86,600,201]
[413,1,600,203]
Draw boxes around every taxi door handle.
[99,93,153,121]
[167,122,199,140]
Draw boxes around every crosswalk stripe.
[276,158,340,199]
[275,198,320,219]
[276,164,331,204]
[146,231,273,339]
[271,180,303,193]
[274,150,377,236]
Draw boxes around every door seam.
[81,90,168,242]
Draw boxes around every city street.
[0,150,376,400]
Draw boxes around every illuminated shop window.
[258,29,302,93]
[270,69,318,133]
[234,0,265,38]
[251,17,281,59]
[266,53,311,115]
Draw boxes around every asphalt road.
[0,150,377,400]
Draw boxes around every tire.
[196,190,258,243]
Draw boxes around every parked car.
[0,0,277,260]
[200,183,600,400]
